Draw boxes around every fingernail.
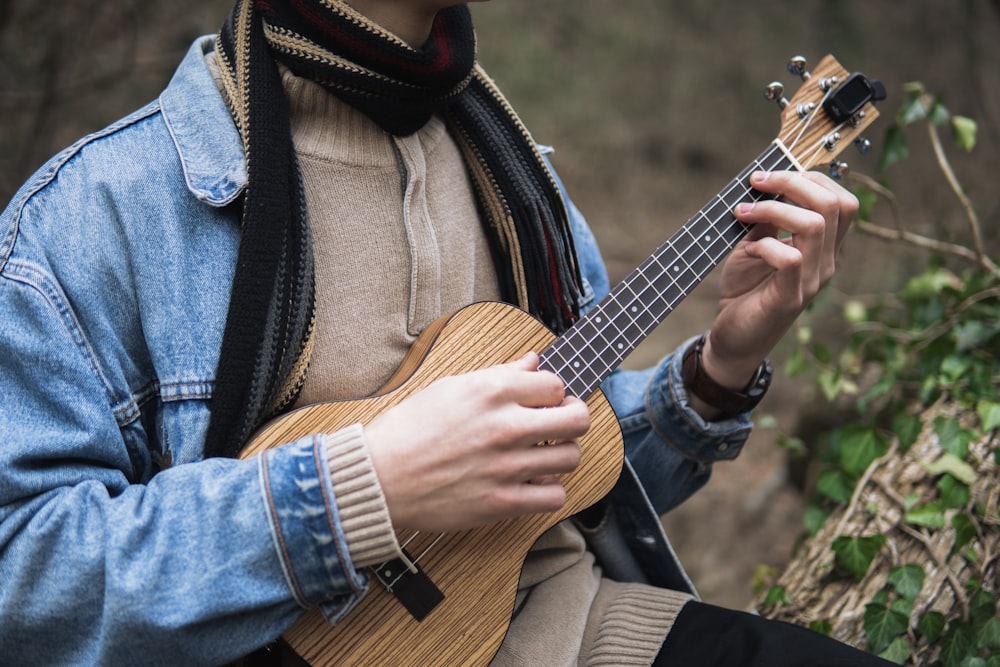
[736,202,754,215]
[750,171,768,184]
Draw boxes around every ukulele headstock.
[765,55,886,176]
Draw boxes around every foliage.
[767,82,1000,665]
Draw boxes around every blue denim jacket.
[0,37,752,665]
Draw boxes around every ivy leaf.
[897,90,928,125]
[832,534,886,581]
[809,619,833,636]
[939,621,975,667]
[784,347,811,377]
[938,474,972,510]
[880,124,908,171]
[893,411,923,454]
[978,400,1000,432]
[877,636,912,664]
[950,513,977,559]
[763,584,790,607]
[887,564,925,600]
[969,588,997,626]
[905,500,946,528]
[951,115,977,151]
[838,426,888,477]
[934,417,973,459]
[977,616,1000,651]
[864,602,909,654]
[816,469,856,505]
[917,610,946,643]
[923,453,978,486]
[804,502,833,536]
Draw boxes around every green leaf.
[938,474,972,510]
[816,469,856,504]
[950,513,978,559]
[940,355,972,385]
[928,99,951,126]
[880,123,909,171]
[923,453,979,486]
[887,564,925,600]
[906,500,946,528]
[864,602,909,654]
[940,621,975,667]
[893,412,923,454]
[809,619,833,636]
[839,427,889,477]
[832,534,886,581]
[917,610,946,643]
[977,616,1000,650]
[935,417,974,459]
[898,96,928,125]
[878,636,912,664]
[804,502,833,536]
[978,400,1000,431]
[951,115,978,151]
[969,588,997,626]
[961,658,988,667]
[784,347,811,377]
[763,584,790,607]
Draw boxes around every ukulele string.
[543,140,794,392]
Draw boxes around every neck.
[344,0,453,46]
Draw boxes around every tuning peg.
[829,161,850,180]
[787,56,810,80]
[854,137,873,155]
[764,82,789,110]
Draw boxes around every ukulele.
[240,54,885,666]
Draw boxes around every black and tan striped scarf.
[206,0,583,459]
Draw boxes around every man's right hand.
[363,352,589,533]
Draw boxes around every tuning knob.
[787,56,810,80]
[854,137,873,155]
[830,161,850,180]
[764,82,789,110]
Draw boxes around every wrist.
[681,335,772,418]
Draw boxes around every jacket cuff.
[322,424,402,568]
[646,336,754,463]
[259,435,369,611]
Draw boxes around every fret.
[543,142,796,399]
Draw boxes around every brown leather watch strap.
[681,335,772,417]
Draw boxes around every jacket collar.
[159,36,247,207]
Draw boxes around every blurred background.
[2,0,997,608]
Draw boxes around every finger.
[801,170,858,253]
[504,399,591,453]
[743,235,805,311]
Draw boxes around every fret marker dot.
[617,343,624,350]
[673,265,680,272]
[631,306,638,313]
[595,316,603,324]
[573,361,581,368]
[704,234,712,242]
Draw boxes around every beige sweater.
[236,60,694,665]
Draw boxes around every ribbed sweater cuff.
[322,424,402,568]
[587,586,693,666]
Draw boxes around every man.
[0,0,891,664]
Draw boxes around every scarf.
[206,0,583,459]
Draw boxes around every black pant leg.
[653,600,894,667]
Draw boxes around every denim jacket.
[0,37,752,666]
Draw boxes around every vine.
[753,83,1000,665]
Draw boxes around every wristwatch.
[681,335,773,417]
